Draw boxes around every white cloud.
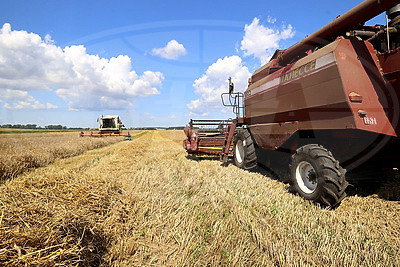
[0,89,34,101]
[143,113,156,120]
[168,115,177,119]
[44,34,55,45]
[0,23,164,110]
[187,55,251,116]
[266,16,277,24]
[151,40,187,60]
[240,17,295,65]
[46,102,58,109]
[3,100,58,110]
[0,88,56,110]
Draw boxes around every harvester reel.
[233,129,257,170]
[290,144,348,208]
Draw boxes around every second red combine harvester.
[184,0,400,208]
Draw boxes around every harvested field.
[0,132,135,181]
[0,130,399,266]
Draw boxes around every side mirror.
[228,77,234,94]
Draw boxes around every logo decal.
[280,60,316,84]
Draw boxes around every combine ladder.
[220,121,237,163]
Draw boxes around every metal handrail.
[221,92,244,118]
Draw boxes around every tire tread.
[290,144,348,208]
[234,129,257,170]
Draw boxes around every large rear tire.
[234,129,257,170]
[290,144,348,208]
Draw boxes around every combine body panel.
[184,0,400,207]
[245,38,398,166]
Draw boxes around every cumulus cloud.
[151,40,187,60]
[0,23,164,110]
[143,113,156,120]
[0,87,58,110]
[0,88,56,110]
[187,55,251,116]
[266,16,277,24]
[0,89,34,101]
[4,101,58,110]
[240,17,295,64]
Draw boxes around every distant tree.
[45,125,64,130]
[167,126,184,130]
[25,124,37,129]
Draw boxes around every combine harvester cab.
[185,0,400,208]
[80,115,131,139]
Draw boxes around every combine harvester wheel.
[290,144,348,208]
[233,129,257,170]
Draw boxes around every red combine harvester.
[80,115,131,138]
[184,0,400,207]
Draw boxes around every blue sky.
[0,0,386,128]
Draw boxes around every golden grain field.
[0,132,131,181]
[0,130,399,266]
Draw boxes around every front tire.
[234,129,257,170]
[290,144,348,208]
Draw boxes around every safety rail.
[221,92,244,118]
